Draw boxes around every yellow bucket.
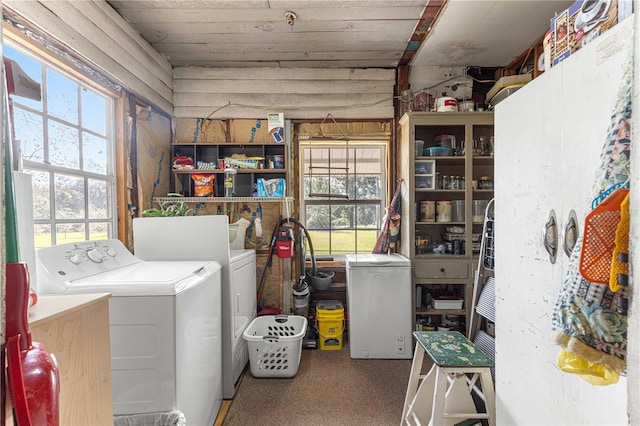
[316,300,344,351]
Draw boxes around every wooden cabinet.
[399,112,494,334]
[5,293,113,426]
[171,141,288,197]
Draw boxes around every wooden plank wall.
[4,0,173,114]
[173,67,396,120]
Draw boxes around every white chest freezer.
[345,253,412,359]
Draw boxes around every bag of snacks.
[191,173,215,197]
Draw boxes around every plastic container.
[316,300,344,351]
[415,175,433,189]
[473,200,490,223]
[436,200,452,223]
[307,270,334,291]
[224,168,237,197]
[414,140,424,157]
[419,200,435,222]
[424,146,451,156]
[292,282,310,317]
[114,412,186,426]
[432,298,463,310]
[242,315,307,378]
[413,90,432,112]
[434,134,456,150]
[451,200,465,222]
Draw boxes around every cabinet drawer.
[414,261,468,279]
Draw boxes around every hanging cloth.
[372,179,403,254]
[551,48,632,383]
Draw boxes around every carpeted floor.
[223,346,412,425]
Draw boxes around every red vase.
[5,262,60,426]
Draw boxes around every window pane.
[355,176,381,200]
[55,174,85,219]
[47,68,78,123]
[357,204,381,228]
[14,107,44,163]
[81,88,106,135]
[4,45,43,111]
[330,230,356,254]
[305,176,331,199]
[331,205,354,229]
[356,229,379,253]
[49,121,79,168]
[56,223,85,245]
[305,204,330,229]
[89,222,110,240]
[354,148,381,174]
[328,176,348,197]
[88,179,108,219]
[83,132,107,174]
[7,39,116,247]
[301,143,386,255]
[303,148,327,173]
[34,224,52,248]
[307,230,330,255]
[25,169,50,220]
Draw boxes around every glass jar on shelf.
[442,175,450,190]
[479,176,494,190]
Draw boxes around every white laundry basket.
[243,315,307,378]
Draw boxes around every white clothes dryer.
[133,215,257,398]
[36,239,223,426]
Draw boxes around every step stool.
[402,331,495,426]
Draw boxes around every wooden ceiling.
[106,0,430,69]
[106,0,573,71]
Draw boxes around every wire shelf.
[154,196,293,204]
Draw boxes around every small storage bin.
[243,315,307,378]
[415,175,434,189]
[424,146,451,156]
[432,297,463,310]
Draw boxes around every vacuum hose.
[279,217,317,277]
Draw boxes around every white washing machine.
[36,239,223,425]
[133,215,257,398]
[346,253,413,359]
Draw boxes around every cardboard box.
[550,0,633,67]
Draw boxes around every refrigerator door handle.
[543,209,558,264]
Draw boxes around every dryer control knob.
[106,248,117,257]
[86,248,104,263]
[69,254,81,265]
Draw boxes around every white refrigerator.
[494,15,632,425]
[345,253,412,359]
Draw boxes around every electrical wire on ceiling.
[202,96,394,121]
[200,66,500,122]
[413,71,495,94]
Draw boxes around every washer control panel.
[36,239,140,293]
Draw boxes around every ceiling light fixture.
[284,11,297,30]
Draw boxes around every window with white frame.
[300,140,387,256]
[4,41,117,248]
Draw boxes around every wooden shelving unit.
[398,111,494,334]
[171,141,288,197]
